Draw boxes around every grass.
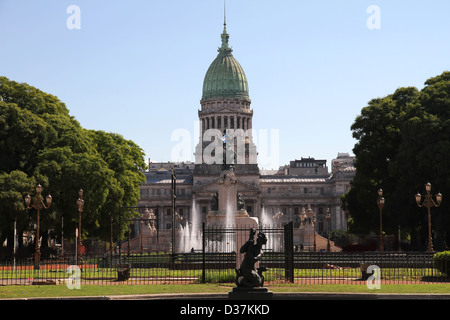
[1,283,450,299]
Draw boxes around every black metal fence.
[0,251,447,286]
[0,223,448,286]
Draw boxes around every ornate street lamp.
[377,189,385,251]
[300,205,316,251]
[76,189,84,264]
[415,182,442,252]
[273,211,284,226]
[326,208,331,252]
[344,201,349,233]
[312,212,316,252]
[25,184,52,269]
[171,168,176,256]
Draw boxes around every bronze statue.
[211,192,219,211]
[237,193,245,211]
[221,128,235,171]
[235,228,268,287]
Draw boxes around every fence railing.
[0,251,447,286]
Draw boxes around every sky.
[1,0,450,170]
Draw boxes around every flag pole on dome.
[224,0,227,27]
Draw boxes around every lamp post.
[377,189,385,251]
[300,205,316,251]
[307,205,316,252]
[76,189,84,264]
[344,201,349,233]
[312,213,316,252]
[415,182,442,252]
[326,208,331,252]
[25,184,52,269]
[171,168,177,257]
[273,211,284,226]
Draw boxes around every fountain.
[260,207,273,227]
[178,199,202,252]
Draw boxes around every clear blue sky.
[1,0,450,169]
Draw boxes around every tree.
[87,130,147,239]
[0,76,146,253]
[0,170,36,256]
[346,72,450,250]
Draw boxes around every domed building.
[194,20,258,177]
[134,19,356,253]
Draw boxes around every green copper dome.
[202,24,250,101]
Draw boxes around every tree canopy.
[345,71,450,250]
[0,76,146,256]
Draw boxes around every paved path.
[4,291,450,300]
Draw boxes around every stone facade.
[136,155,354,252]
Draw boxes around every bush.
[433,251,450,275]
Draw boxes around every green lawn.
[1,283,450,299]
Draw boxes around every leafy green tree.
[346,72,450,250]
[87,130,147,239]
[0,170,36,253]
[0,76,146,255]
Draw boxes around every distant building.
[288,157,328,176]
[332,153,355,173]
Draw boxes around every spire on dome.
[219,0,232,53]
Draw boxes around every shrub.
[433,251,450,275]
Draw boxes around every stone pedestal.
[217,170,237,220]
[235,210,258,269]
[228,287,273,300]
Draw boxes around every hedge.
[433,251,450,275]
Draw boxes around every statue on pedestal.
[211,192,219,211]
[237,193,245,211]
[221,129,236,171]
[235,228,268,287]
